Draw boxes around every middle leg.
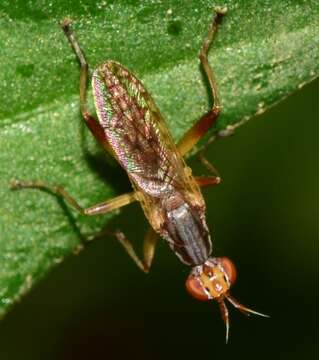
[11,179,158,272]
[10,179,138,215]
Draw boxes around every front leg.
[92,226,158,273]
[114,227,158,273]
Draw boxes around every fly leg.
[90,226,157,273]
[195,175,221,188]
[10,179,138,215]
[60,19,112,154]
[10,179,158,272]
[177,7,226,157]
[112,227,158,273]
[195,148,222,188]
[176,7,231,188]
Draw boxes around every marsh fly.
[11,8,268,342]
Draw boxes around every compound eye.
[218,257,237,285]
[185,275,209,302]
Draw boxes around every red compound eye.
[185,275,209,302]
[218,257,237,285]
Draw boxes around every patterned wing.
[92,61,185,197]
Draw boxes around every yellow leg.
[10,179,138,215]
[143,227,158,271]
[11,179,158,272]
[111,227,158,273]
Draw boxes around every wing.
[92,61,186,197]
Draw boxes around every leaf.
[0,0,318,317]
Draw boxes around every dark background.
[0,79,318,358]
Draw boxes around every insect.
[11,8,267,342]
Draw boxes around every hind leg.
[177,8,226,156]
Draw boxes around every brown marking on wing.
[92,61,184,197]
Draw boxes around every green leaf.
[0,0,318,317]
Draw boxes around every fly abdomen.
[162,193,212,266]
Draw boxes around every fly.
[11,7,268,342]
